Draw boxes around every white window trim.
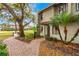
[76,3,79,11]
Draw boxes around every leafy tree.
[0,3,35,37]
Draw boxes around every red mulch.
[39,40,79,56]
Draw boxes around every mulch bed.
[39,40,79,56]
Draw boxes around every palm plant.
[59,12,71,43]
[51,14,63,42]
[51,12,71,43]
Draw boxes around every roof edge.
[38,3,60,14]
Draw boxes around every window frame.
[52,26,58,35]
[58,4,67,14]
[76,3,79,11]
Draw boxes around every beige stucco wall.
[42,7,54,21]
[40,25,48,37]
[67,3,72,13]
[59,23,79,43]
[41,3,73,21]
[71,3,79,15]
[40,23,79,44]
[40,25,45,36]
[50,23,79,44]
[39,3,79,22]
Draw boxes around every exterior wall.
[49,23,79,44]
[60,23,79,43]
[67,3,72,13]
[44,25,48,35]
[40,25,45,36]
[42,7,54,22]
[71,3,79,15]
[54,3,68,15]
[38,3,79,44]
[40,25,48,37]
[50,25,60,39]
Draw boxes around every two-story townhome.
[38,3,79,43]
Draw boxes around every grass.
[0,31,13,41]
[0,30,36,41]
[24,30,34,34]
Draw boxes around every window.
[58,6,64,14]
[40,26,43,32]
[76,3,79,11]
[57,4,67,14]
[52,26,58,34]
[40,14,43,20]
[38,13,43,20]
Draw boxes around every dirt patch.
[39,40,79,56]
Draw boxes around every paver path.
[3,37,44,56]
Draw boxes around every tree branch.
[2,3,18,20]
[23,20,32,27]
[20,3,25,20]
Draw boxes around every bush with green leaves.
[0,43,8,56]
[25,32,34,39]
[31,27,37,32]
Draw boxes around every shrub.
[0,43,8,56]
[31,27,37,32]
[25,32,34,39]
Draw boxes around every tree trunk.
[17,20,25,37]
[15,21,17,33]
[68,28,79,43]
[56,26,63,42]
[64,26,67,43]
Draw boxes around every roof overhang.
[40,20,51,25]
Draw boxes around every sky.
[0,18,7,24]
[34,3,49,12]
[0,3,49,25]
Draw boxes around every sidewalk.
[3,37,44,56]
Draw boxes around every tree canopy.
[0,3,36,37]
[0,3,35,27]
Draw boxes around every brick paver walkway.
[3,37,44,56]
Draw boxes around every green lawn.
[0,31,13,41]
[0,30,35,41]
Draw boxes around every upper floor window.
[38,13,43,21]
[76,3,79,11]
[40,14,43,20]
[58,6,64,14]
[57,4,67,14]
